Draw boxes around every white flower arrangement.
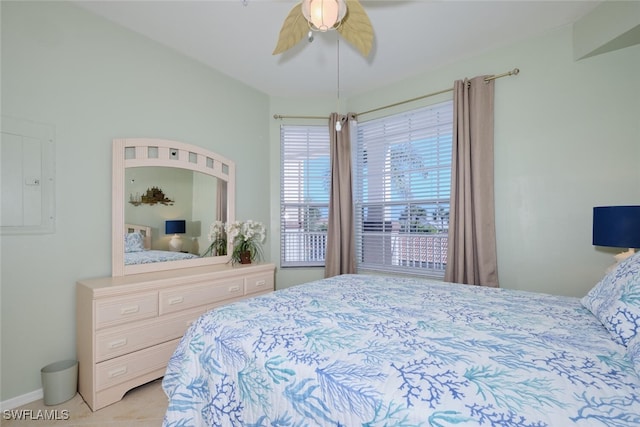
[226,220,266,264]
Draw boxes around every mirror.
[112,138,235,276]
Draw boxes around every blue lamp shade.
[593,206,640,248]
[165,220,186,235]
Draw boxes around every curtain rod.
[273,67,519,121]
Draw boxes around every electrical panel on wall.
[1,116,56,234]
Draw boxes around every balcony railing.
[283,230,447,271]
[395,233,448,268]
[282,231,327,265]
[360,232,448,271]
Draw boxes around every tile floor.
[2,379,166,426]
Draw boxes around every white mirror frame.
[112,137,235,276]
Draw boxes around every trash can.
[41,360,78,405]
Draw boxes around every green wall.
[1,1,270,402]
[2,0,639,405]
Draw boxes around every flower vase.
[239,251,252,264]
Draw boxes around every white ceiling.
[74,0,602,98]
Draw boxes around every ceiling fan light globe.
[302,0,347,32]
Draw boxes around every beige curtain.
[324,113,357,278]
[445,76,499,287]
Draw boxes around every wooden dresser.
[76,262,275,411]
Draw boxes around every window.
[280,125,330,267]
[354,101,453,277]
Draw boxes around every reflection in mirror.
[125,167,225,255]
[113,138,235,276]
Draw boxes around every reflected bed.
[124,223,198,265]
[162,261,640,426]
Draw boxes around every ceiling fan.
[272,0,374,57]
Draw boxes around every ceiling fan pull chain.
[336,36,342,132]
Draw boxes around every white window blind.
[280,125,330,267]
[354,100,453,277]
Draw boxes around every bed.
[162,253,640,426]
[124,223,199,265]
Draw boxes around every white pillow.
[627,335,640,377]
[581,251,640,346]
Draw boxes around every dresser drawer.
[245,272,274,295]
[95,307,205,362]
[95,339,179,391]
[95,293,158,329]
[159,278,244,315]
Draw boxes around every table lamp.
[593,205,640,263]
[165,220,186,252]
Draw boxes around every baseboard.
[0,388,43,411]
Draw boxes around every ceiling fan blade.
[272,3,308,55]
[338,0,374,57]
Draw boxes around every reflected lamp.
[165,220,186,252]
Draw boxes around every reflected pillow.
[125,232,145,253]
[581,251,640,346]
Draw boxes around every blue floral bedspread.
[124,250,198,265]
[162,274,640,426]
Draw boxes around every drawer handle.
[120,305,140,315]
[228,285,240,292]
[108,338,128,349]
[168,296,184,305]
[255,279,266,287]
[108,367,128,378]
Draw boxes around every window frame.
[354,100,453,278]
[279,124,331,268]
